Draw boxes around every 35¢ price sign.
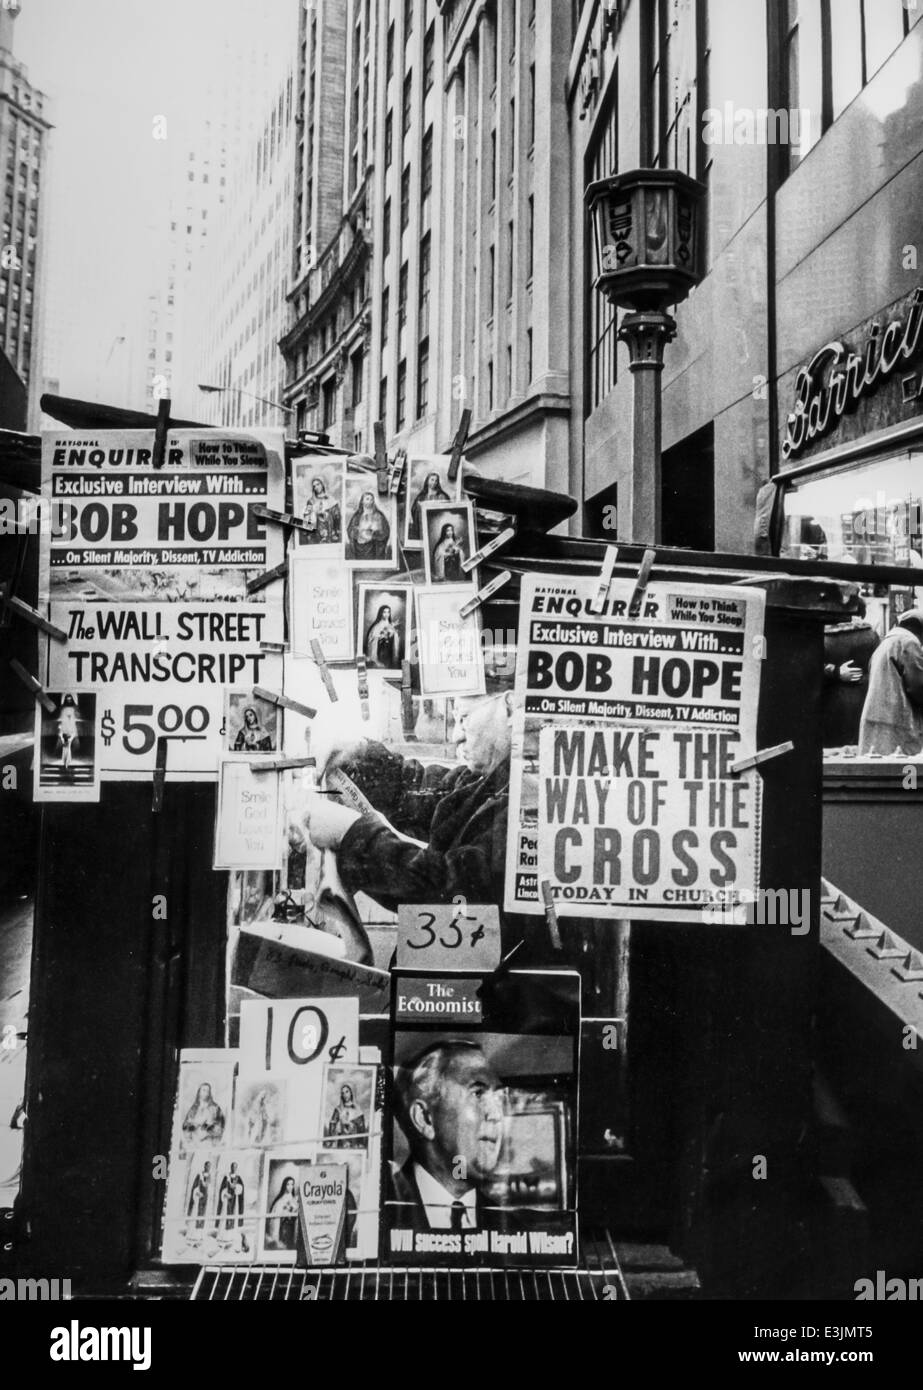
[396,902,501,971]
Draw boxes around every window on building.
[379,374,388,429]
[488,245,495,318]
[526,326,533,382]
[402,72,413,136]
[384,196,392,257]
[421,127,433,201]
[396,358,407,429]
[416,337,429,417]
[351,347,364,406]
[509,97,516,174]
[385,110,393,167]
[405,0,413,39]
[585,75,619,415]
[489,130,497,201]
[401,165,411,228]
[645,0,709,180]
[781,0,910,178]
[528,63,536,147]
[424,22,435,92]
[419,232,431,317]
[386,21,395,80]
[487,358,494,410]
[382,285,390,345]
[507,220,514,302]
[527,194,534,280]
[322,376,337,429]
[398,261,409,327]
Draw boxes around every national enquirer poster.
[505,574,766,923]
[37,429,286,779]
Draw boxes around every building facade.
[434,0,573,489]
[0,2,49,430]
[568,0,923,554]
[182,67,297,431]
[281,0,377,452]
[282,0,574,488]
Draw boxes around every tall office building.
[434,0,573,488]
[183,67,297,430]
[282,0,377,452]
[0,1,50,429]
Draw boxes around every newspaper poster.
[43,602,283,778]
[505,574,766,922]
[33,690,101,803]
[40,428,286,603]
[38,428,285,779]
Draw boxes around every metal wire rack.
[190,1231,628,1300]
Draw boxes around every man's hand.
[838,660,863,683]
[304,792,362,851]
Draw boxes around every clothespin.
[374,421,389,498]
[588,546,619,616]
[10,659,55,714]
[461,526,516,574]
[730,740,794,775]
[539,878,563,951]
[458,570,512,619]
[250,756,317,773]
[246,560,288,594]
[253,685,317,721]
[448,407,472,484]
[357,655,370,720]
[152,397,171,471]
[152,735,168,812]
[401,659,415,737]
[0,585,67,642]
[310,639,338,702]
[259,640,289,655]
[389,447,407,496]
[627,548,656,619]
[253,505,310,533]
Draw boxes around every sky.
[13,0,297,408]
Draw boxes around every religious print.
[343,477,397,567]
[357,584,411,672]
[404,456,461,548]
[291,456,345,556]
[224,688,279,754]
[421,500,477,585]
[321,1063,376,1151]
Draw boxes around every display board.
[505,573,767,923]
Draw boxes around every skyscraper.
[0,0,50,429]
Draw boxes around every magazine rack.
[7,396,895,1299]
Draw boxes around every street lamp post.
[197,383,294,421]
[585,168,706,544]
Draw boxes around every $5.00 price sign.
[396,902,501,971]
[101,702,210,755]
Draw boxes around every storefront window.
[782,450,923,759]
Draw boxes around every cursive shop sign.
[781,287,923,461]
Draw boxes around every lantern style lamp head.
[586,167,706,311]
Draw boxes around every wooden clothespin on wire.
[447,407,472,484]
[374,421,389,498]
[152,397,171,471]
